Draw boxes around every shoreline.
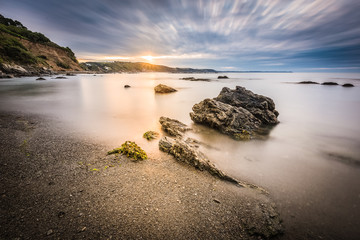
[0,111,283,239]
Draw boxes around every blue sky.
[1,0,360,72]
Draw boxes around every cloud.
[1,0,359,71]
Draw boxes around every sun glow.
[141,55,154,61]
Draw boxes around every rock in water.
[190,86,279,140]
[342,83,354,87]
[321,82,338,86]
[36,77,46,81]
[159,116,190,137]
[154,84,177,93]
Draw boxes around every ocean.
[1,72,359,239]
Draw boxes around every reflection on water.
[1,72,360,239]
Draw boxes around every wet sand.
[0,111,282,239]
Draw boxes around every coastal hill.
[81,61,217,73]
[0,14,82,76]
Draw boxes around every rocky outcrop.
[158,116,266,191]
[190,86,279,140]
[159,137,238,183]
[154,84,177,93]
[159,116,190,137]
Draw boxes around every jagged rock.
[159,137,238,183]
[218,76,229,79]
[154,84,177,93]
[322,82,338,86]
[215,86,279,125]
[1,64,28,75]
[190,86,279,140]
[190,99,261,139]
[343,83,354,87]
[159,116,190,137]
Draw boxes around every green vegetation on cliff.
[80,61,217,73]
[0,14,81,73]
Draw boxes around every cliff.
[81,61,217,73]
[0,14,82,77]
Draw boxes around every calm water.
[1,72,360,239]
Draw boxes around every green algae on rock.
[143,131,159,140]
[108,141,147,161]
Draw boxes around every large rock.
[215,86,279,125]
[159,116,190,137]
[154,84,177,93]
[190,99,261,140]
[190,86,279,140]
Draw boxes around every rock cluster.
[190,86,279,140]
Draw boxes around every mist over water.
[1,72,360,239]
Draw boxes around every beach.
[0,111,282,239]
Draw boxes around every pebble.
[46,229,53,236]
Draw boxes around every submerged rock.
[190,86,279,140]
[321,82,338,85]
[36,77,46,81]
[298,81,319,84]
[217,75,229,79]
[154,84,177,93]
[180,77,211,82]
[342,83,354,87]
[159,116,190,137]
[55,76,67,79]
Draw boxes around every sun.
[142,55,153,61]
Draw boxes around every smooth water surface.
[1,72,360,239]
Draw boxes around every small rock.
[159,116,190,137]
[213,199,221,204]
[342,83,354,87]
[124,85,131,88]
[154,84,177,93]
[298,81,319,84]
[79,227,86,232]
[46,229,53,236]
[58,211,65,218]
[36,77,46,81]
[321,82,338,85]
[55,76,67,79]
[217,76,229,79]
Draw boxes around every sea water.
[1,72,359,239]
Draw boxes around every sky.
[1,0,360,72]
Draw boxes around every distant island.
[0,14,291,77]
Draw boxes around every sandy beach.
[0,111,282,239]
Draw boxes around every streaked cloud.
[1,0,359,71]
